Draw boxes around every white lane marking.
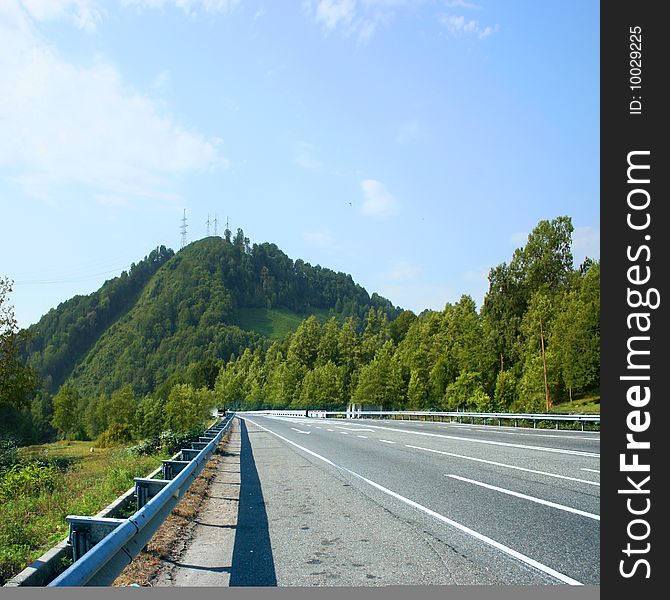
[290,428,311,435]
[357,435,368,439]
[316,426,323,429]
[379,439,396,444]
[340,431,350,435]
[439,424,599,441]
[445,474,599,521]
[242,417,583,586]
[335,426,375,432]
[406,445,599,487]
[326,428,334,432]
[581,468,600,474]
[343,424,599,458]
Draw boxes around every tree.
[51,383,85,439]
[0,277,38,409]
[551,261,600,401]
[297,362,344,409]
[165,383,211,433]
[108,384,137,428]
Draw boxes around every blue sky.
[0,0,599,329]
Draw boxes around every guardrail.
[241,409,599,430]
[42,414,234,587]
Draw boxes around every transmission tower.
[180,209,188,249]
[213,214,218,236]
[206,214,211,237]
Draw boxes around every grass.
[549,395,600,414]
[233,306,334,340]
[0,440,170,586]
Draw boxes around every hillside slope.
[27,232,399,398]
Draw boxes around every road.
[232,413,599,586]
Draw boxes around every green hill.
[26,232,399,398]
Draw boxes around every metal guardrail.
[243,409,599,430]
[46,414,234,587]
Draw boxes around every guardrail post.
[66,517,126,562]
[181,449,200,461]
[134,478,171,511]
[162,460,190,480]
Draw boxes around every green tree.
[108,384,137,428]
[0,277,38,409]
[551,261,600,401]
[444,371,488,411]
[51,383,85,439]
[165,384,211,433]
[297,362,344,409]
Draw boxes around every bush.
[126,438,161,457]
[0,435,19,471]
[96,424,134,448]
[0,462,60,502]
[158,426,205,455]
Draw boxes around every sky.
[0,0,599,329]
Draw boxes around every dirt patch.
[113,425,235,587]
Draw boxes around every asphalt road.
[234,413,599,586]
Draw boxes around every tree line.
[1,216,599,448]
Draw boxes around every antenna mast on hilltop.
[213,214,218,236]
[206,214,211,237]
[180,209,188,249]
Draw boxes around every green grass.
[233,307,335,340]
[549,395,600,414]
[0,441,169,585]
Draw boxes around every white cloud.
[439,13,499,39]
[443,0,480,9]
[152,69,172,94]
[121,0,241,16]
[20,0,104,31]
[464,266,489,284]
[510,231,528,247]
[313,0,356,29]
[386,259,420,281]
[360,179,399,218]
[302,230,336,248]
[0,3,227,203]
[302,0,405,41]
[395,118,419,144]
[295,141,323,170]
[377,282,459,314]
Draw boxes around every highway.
[234,413,599,586]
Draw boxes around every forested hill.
[25,231,400,398]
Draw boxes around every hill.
[25,231,399,398]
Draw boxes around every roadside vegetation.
[0,440,169,585]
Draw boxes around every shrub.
[0,462,60,502]
[0,434,19,471]
[96,424,134,448]
[126,438,161,457]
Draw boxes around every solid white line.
[349,424,599,458]
[439,423,599,441]
[445,474,599,521]
[379,439,396,444]
[357,435,368,439]
[406,445,599,487]
[581,468,600,474]
[242,416,583,585]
